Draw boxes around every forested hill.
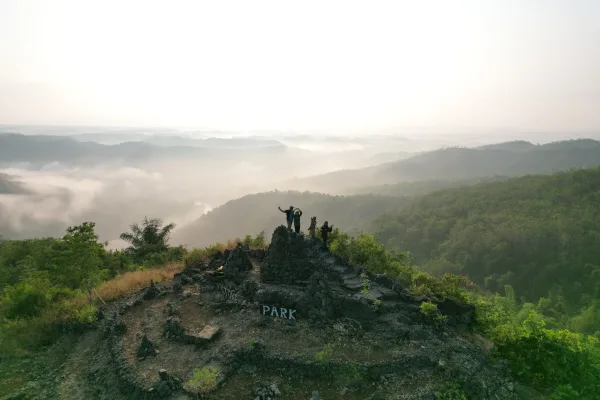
[172,191,404,248]
[372,166,600,333]
[285,138,600,193]
[347,176,510,196]
[0,173,29,195]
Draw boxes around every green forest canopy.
[372,166,600,333]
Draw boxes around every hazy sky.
[1,0,599,132]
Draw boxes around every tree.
[50,222,106,289]
[120,217,176,263]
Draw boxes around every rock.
[269,383,281,396]
[222,244,253,284]
[172,281,183,295]
[261,226,320,284]
[165,302,178,317]
[113,313,127,335]
[158,369,168,380]
[240,279,259,299]
[183,325,221,345]
[164,316,184,339]
[143,280,161,300]
[137,335,157,359]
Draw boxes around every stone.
[113,313,127,335]
[136,335,157,359]
[158,369,168,380]
[179,273,193,284]
[198,325,221,341]
[222,244,253,284]
[164,316,184,339]
[172,281,183,295]
[143,280,161,300]
[260,226,321,284]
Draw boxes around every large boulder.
[222,244,253,284]
[260,226,320,284]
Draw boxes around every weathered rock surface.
[260,226,322,284]
[137,334,158,360]
[222,244,253,284]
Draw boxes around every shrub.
[492,311,600,397]
[186,366,218,393]
[434,382,468,400]
[420,301,447,325]
[315,345,332,364]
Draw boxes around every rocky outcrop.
[83,226,518,400]
[143,280,161,300]
[222,244,253,284]
[137,335,158,360]
[260,226,321,284]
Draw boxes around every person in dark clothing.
[308,216,317,238]
[278,205,294,231]
[292,208,303,233]
[320,221,333,250]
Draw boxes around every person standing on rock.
[308,216,317,238]
[292,208,303,234]
[278,205,295,231]
[320,221,333,250]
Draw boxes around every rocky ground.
[1,226,520,400]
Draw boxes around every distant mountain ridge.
[0,133,288,167]
[284,138,600,193]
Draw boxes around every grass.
[0,262,184,357]
[184,236,268,268]
[96,262,183,302]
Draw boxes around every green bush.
[434,382,468,400]
[492,311,600,397]
[315,345,332,364]
[420,301,447,325]
[186,366,218,393]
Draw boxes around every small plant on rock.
[283,383,293,394]
[186,366,218,393]
[360,273,371,295]
[434,382,467,400]
[420,301,448,325]
[315,344,332,364]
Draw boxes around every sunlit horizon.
[2,0,600,132]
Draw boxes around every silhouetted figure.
[278,205,294,231]
[321,221,333,250]
[308,216,317,238]
[293,208,303,233]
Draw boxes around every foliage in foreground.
[324,230,600,398]
[373,166,600,336]
[0,219,270,356]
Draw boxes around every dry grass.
[96,262,183,302]
[183,238,269,268]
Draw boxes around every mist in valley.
[3,127,600,249]
[0,129,424,246]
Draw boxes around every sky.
[1,0,599,132]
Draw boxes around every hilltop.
[173,191,404,248]
[2,227,516,400]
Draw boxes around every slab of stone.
[343,276,364,290]
[198,325,221,341]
